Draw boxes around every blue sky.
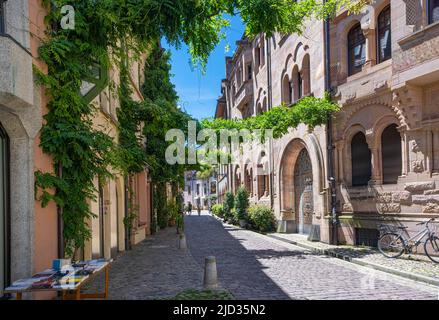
[162,16,245,120]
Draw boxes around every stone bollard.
[178,233,187,250]
[203,256,218,289]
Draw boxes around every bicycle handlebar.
[416,218,435,226]
[416,218,436,226]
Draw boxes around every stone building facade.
[215,0,439,246]
[0,0,152,298]
[217,16,331,242]
[331,0,439,246]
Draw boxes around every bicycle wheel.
[424,235,439,264]
[378,233,405,258]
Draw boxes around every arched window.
[0,122,9,295]
[351,132,371,186]
[377,6,391,63]
[258,174,269,199]
[234,167,241,192]
[348,23,366,76]
[244,166,253,195]
[381,124,402,184]
[291,66,300,102]
[302,55,311,96]
[282,75,291,104]
[262,98,267,113]
[297,71,303,100]
[429,0,439,24]
[255,47,261,68]
[260,44,265,66]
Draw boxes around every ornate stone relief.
[411,160,424,173]
[411,139,421,152]
[392,85,423,129]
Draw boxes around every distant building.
[183,171,217,210]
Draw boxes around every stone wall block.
[424,189,439,195]
[404,182,436,193]
[412,195,439,205]
[392,191,412,205]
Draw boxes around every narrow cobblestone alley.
[86,212,439,300]
[84,227,203,299]
[184,213,438,300]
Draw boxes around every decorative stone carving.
[392,85,422,129]
[423,203,439,213]
[411,160,424,173]
[411,140,421,152]
[404,181,435,193]
[376,192,392,203]
[342,203,353,213]
[378,203,401,213]
[374,80,388,92]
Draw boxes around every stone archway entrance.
[294,148,313,235]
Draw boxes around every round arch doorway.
[294,148,313,235]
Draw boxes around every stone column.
[335,141,345,183]
[433,130,439,172]
[425,129,433,174]
[363,28,376,68]
[371,147,381,184]
[366,134,381,184]
[399,128,408,176]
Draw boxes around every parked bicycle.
[378,218,439,263]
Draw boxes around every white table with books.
[4,259,112,300]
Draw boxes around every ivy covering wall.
[33,0,364,257]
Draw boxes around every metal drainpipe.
[266,35,275,209]
[324,6,338,245]
[124,175,131,250]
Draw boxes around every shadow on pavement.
[184,214,307,299]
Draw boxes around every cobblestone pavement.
[185,213,439,300]
[84,227,203,299]
[85,212,439,300]
[272,233,439,281]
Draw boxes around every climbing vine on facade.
[34,0,363,257]
[201,95,340,139]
